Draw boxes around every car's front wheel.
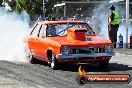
[50,53,58,70]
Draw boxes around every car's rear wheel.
[50,53,58,70]
[25,46,36,64]
[28,54,36,64]
[99,60,109,68]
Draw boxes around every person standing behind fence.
[38,14,45,21]
[108,5,120,48]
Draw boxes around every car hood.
[47,36,112,47]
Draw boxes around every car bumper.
[56,53,114,63]
[56,53,114,59]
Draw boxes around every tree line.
[3,0,81,20]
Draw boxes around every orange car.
[24,21,114,69]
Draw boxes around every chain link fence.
[54,1,132,20]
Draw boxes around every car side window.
[39,24,47,38]
[31,24,40,36]
[48,24,56,36]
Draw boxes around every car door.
[37,24,48,61]
[28,23,41,57]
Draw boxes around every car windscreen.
[47,23,94,37]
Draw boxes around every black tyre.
[99,60,109,68]
[28,54,36,64]
[50,53,58,70]
[25,46,36,64]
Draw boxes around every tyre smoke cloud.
[0,7,30,62]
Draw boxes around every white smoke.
[0,7,30,62]
[90,5,109,39]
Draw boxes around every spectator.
[38,14,45,21]
[108,5,120,48]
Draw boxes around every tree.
[4,0,43,18]
[4,0,16,10]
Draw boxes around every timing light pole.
[43,0,45,17]
[126,0,129,48]
[43,0,48,17]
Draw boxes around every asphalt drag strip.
[0,53,132,88]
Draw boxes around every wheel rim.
[51,54,55,68]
